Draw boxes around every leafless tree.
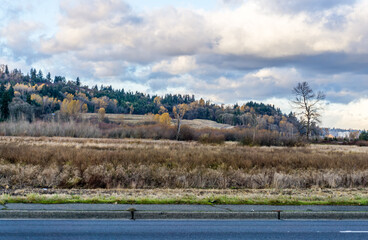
[173,104,190,140]
[291,82,325,140]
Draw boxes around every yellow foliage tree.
[267,116,275,124]
[98,108,106,122]
[31,94,43,105]
[77,92,89,101]
[153,96,161,105]
[36,84,45,91]
[82,104,88,113]
[14,83,34,93]
[66,93,74,101]
[153,113,172,125]
[159,105,167,114]
[199,98,205,106]
[60,98,84,118]
[160,113,172,125]
[153,114,161,122]
[92,96,109,110]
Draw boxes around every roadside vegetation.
[1,137,368,190]
[2,188,368,206]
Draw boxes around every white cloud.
[149,67,302,104]
[208,2,354,57]
[31,0,368,74]
[1,20,41,59]
[152,56,198,75]
[323,98,368,129]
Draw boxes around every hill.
[0,64,313,136]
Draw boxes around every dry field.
[81,113,233,129]
[1,136,368,191]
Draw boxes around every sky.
[1,0,368,129]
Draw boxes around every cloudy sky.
[1,0,368,129]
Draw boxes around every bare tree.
[173,103,190,140]
[291,82,325,140]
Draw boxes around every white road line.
[340,231,368,233]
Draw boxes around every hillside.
[0,64,311,136]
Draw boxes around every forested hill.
[0,64,305,134]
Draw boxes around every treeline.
[0,64,315,137]
[0,120,301,147]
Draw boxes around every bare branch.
[290,81,325,140]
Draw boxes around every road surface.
[1,220,368,240]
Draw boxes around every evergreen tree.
[1,90,12,120]
[359,131,368,141]
[30,68,37,83]
[46,72,51,81]
[37,70,43,82]
[8,85,14,98]
[26,93,32,104]
[76,77,80,86]
[54,76,66,84]
[4,65,9,75]
[0,83,5,97]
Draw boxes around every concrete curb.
[135,212,278,220]
[282,211,368,220]
[2,211,368,219]
[0,211,277,219]
[0,211,131,219]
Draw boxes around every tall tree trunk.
[306,118,310,140]
[176,118,181,140]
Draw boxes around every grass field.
[1,136,368,204]
[1,136,368,188]
[81,113,234,129]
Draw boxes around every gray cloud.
[1,0,368,109]
[257,0,357,13]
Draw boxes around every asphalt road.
[1,220,368,240]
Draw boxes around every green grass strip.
[1,194,368,206]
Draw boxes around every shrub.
[178,125,195,141]
[0,119,303,146]
[198,133,225,144]
[1,139,368,189]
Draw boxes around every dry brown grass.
[82,113,233,129]
[0,120,300,146]
[1,136,368,190]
